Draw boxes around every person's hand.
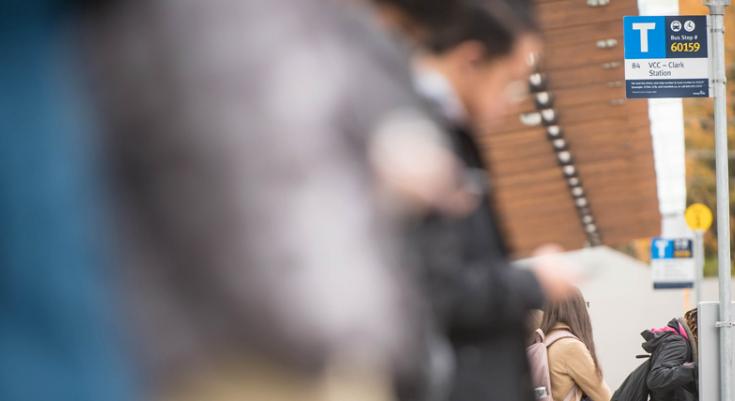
[683,362,698,380]
[370,116,478,217]
[529,244,580,302]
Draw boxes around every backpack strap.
[544,329,580,348]
[532,328,546,344]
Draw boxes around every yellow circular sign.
[685,203,713,232]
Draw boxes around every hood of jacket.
[641,318,690,354]
[678,317,698,362]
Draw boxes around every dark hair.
[372,0,463,33]
[540,287,603,377]
[373,0,538,59]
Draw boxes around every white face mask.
[411,63,467,124]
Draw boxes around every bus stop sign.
[624,15,709,98]
[651,237,695,289]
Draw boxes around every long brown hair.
[540,287,602,377]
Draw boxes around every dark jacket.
[408,87,545,400]
[447,126,544,401]
[412,125,546,334]
[643,319,698,401]
[611,359,651,401]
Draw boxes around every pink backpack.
[527,329,581,401]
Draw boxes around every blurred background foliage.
[680,0,735,276]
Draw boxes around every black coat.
[408,119,545,401]
[643,319,698,401]
[611,359,651,401]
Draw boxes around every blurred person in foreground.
[81,0,471,400]
[367,1,577,400]
[0,1,137,401]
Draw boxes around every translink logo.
[632,22,656,52]
[624,16,666,59]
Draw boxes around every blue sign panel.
[650,238,695,289]
[651,238,693,259]
[624,16,667,59]
[624,15,709,98]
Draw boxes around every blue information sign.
[650,238,695,289]
[624,15,709,98]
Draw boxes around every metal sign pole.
[697,231,705,306]
[706,2,733,401]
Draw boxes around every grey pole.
[706,2,733,400]
[696,231,705,306]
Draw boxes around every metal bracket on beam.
[707,4,729,15]
[587,0,610,7]
[596,39,619,49]
[705,1,732,8]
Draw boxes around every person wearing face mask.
[368,1,577,401]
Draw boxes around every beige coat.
[547,325,612,401]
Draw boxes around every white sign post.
[706,2,734,401]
